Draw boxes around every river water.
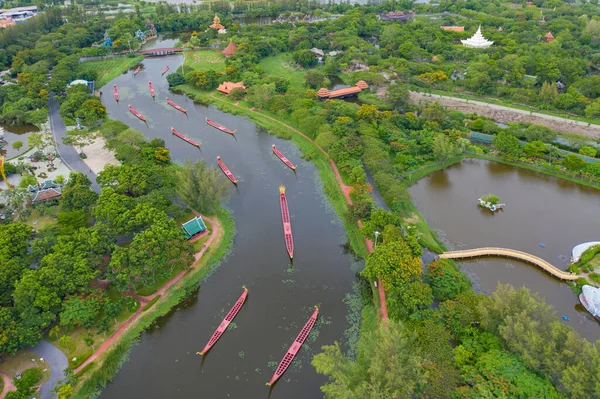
[409,158,600,342]
[99,55,358,398]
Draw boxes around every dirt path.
[410,91,600,138]
[0,372,16,399]
[209,92,389,320]
[74,214,221,374]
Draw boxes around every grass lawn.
[184,50,226,71]
[589,254,600,270]
[78,55,144,89]
[0,350,50,386]
[258,54,307,88]
[22,209,57,230]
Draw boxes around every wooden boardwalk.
[440,247,581,280]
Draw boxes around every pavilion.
[317,80,369,100]
[32,188,61,203]
[209,14,226,34]
[222,40,237,57]
[545,32,555,43]
[461,26,493,48]
[182,216,207,240]
[217,81,246,95]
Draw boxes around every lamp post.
[374,231,380,248]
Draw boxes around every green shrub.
[142,295,161,311]
[589,273,600,284]
[426,259,471,300]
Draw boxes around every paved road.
[411,91,600,130]
[32,341,68,399]
[48,93,101,193]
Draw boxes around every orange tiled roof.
[0,19,16,29]
[32,188,61,202]
[222,40,237,56]
[317,88,330,97]
[327,86,362,98]
[355,80,369,90]
[441,26,464,32]
[217,81,246,95]
[545,32,554,39]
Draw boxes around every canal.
[98,55,358,397]
[409,158,600,342]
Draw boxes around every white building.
[461,25,493,48]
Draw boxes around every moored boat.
[113,85,119,101]
[217,156,238,184]
[197,287,248,356]
[206,118,236,135]
[279,186,294,259]
[580,285,600,321]
[161,65,169,75]
[266,307,319,386]
[148,81,155,97]
[272,145,296,170]
[171,127,200,147]
[128,105,146,121]
[166,97,187,113]
[133,65,141,76]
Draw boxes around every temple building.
[317,80,369,100]
[461,26,493,48]
[209,14,226,34]
[545,32,555,43]
[181,216,207,240]
[217,81,246,95]
[222,40,237,57]
[379,11,414,23]
[441,26,464,32]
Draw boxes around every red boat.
[272,145,296,170]
[133,65,141,76]
[148,81,155,97]
[161,65,169,75]
[217,156,238,184]
[279,186,294,259]
[206,118,236,135]
[171,127,199,148]
[267,307,319,386]
[166,97,187,113]
[128,105,146,121]
[113,84,119,101]
[197,287,248,356]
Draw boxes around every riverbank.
[78,55,144,89]
[72,208,234,398]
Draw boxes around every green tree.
[292,49,317,68]
[61,172,98,212]
[356,104,379,123]
[27,134,44,152]
[56,384,74,399]
[19,174,37,189]
[562,154,586,172]
[11,140,23,152]
[246,83,275,109]
[312,319,425,398]
[524,125,557,143]
[228,87,245,101]
[540,81,558,105]
[75,98,106,128]
[385,82,409,109]
[304,70,328,89]
[523,140,547,158]
[175,160,231,214]
[493,132,522,157]
[432,134,461,162]
[59,293,105,329]
[584,99,600,118]
[425,259,471,300]
[579,145,597,158]
[362,239,422,286]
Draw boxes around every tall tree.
[176,160,231,214]
[362,239,422,286]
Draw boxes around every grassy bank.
[78,55,144,89]
[72,208,235,399]
[183,50,225,71]
[177,84,368,258]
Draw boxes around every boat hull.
[217,157,238,184]
[128,106,146,121]
[171,127,199,147]
[267,307,319,386]
[133,66,141,76]
[161,66,169,75]
[206,118,236,135]
[279,187,294,259]
[198,287,248,355]
[113,85,119,101]
[148,81,155,97]
[166,97,187,113]
[272,145,296,170]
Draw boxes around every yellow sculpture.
[0,156,13,189]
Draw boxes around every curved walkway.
[32,340,68,399]
[74,213,219,374]
[0,372,16,399]
[440,247,583,280]
[209,92,389,320]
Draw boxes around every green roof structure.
[182,216,207,240]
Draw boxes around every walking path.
[410,91,600,138]
[74,213,219,374]
[210,92,389,320]
[48,93,101,193]
[0,372,16,399]
[32,341,68,399]
[440,247,584,280]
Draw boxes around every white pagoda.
[461,25,493,48]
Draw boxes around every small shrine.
[182,216,207,240]
[222,40,237,57]
[461,26,493,48]
[545,32,555,43]
[209,14,226,34]
[217,81,246,95]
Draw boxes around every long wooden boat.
[272,145,296,170]
[133,65,141,76]
[279,186,294,259]
[217,156,238,184]
[197,287,248,356]
[148,81,155,97]
[266,307,319,386]
[166,97,187,113]
[128,105,146,121]
[113,84,119,101]
[206,118,236,135]
[161,65,169,75]
[171,127,199,148]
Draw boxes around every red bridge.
[139,47,183,56]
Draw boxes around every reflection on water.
[409,158,600,342]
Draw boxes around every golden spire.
[279,185,286,194]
